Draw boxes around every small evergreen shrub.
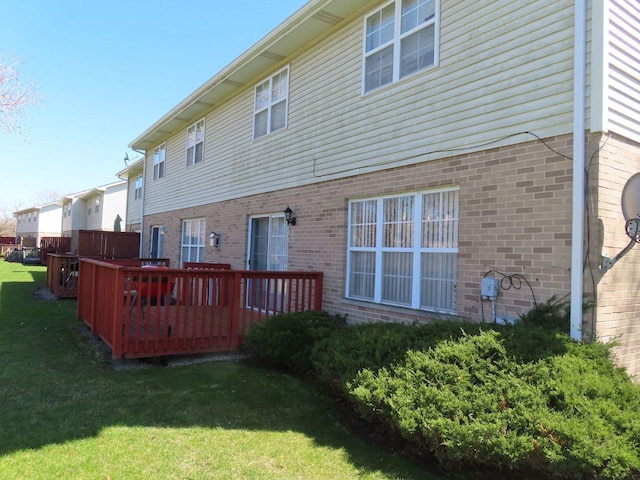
[244,310,345,375]
[517,297,571,334]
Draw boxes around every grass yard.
[0,261,440,480]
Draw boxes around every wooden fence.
[39,237,72,265]
[77,258,323,359]
[0,243,19,257]
[77,230,140,258]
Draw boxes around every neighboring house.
[14,202,62,248]
[60,181,127,250]
[117,158,144,233]
[15,207,40,248]
[60,191,89,251]
[15,181,129,252]
[128,1,640,375]
[79,181,128,233]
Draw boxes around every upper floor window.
[347,187,458,313]
[94,199,100,214]
[153,143,166,180]
[253,66,289,139]
[363,0,438,93]
[186,119,205,166]
[134,175,143,200]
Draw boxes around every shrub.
[311,320,483,385]
[349,329,640,479]
[244,310,345,375]
[249,301,640,478]
[517,297,571,334]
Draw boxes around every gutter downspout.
[571,0,587,342]
[132,148,146,258]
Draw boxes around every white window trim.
[153,143,166,180]
[180,218,206,266]
[346,186,458,313]
[186,119,205,167]
[134,175,143,200]
[253,65,290,140]
[362,0,440,94]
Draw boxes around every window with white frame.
[363,0,438,93]
[181,218,205,266]
[134,175,143,200]
[94,199,100,214]
[186,119,205,166]
[253,66,289,139]
[153,143,166,180]
[347,187,458,313]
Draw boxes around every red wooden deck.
[46,255,170,299]
[77,259,323,359]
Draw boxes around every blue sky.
[0,0,307,211]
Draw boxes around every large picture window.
[186,119,205,166]
[347,188,458,313]
[253,67,289,139]
[363,0,438,93]
[153,143,165,180]
[181,218,205,266]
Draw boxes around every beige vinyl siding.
[607,0,640,142]
[38,204,62,236]
[85,196,102,231]
[143,0,576,216]
[101,183,127,230]
[126,176,142,226]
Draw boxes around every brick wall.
[144,133,575,327]
[589,133,640,376]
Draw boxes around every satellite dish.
[601,172,640,272]
[621,172,640,221]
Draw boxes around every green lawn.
[0,261,440,479]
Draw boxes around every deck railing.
[46,254,170,298]
[77,259,323,359]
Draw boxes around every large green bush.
[247,303,640,479]
[244,310,345,374]
[347,329,640,479]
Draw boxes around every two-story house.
[128,0,640,375]
[15,202,63,248]
[59,181,128,251]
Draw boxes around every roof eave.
[129,0,371,152]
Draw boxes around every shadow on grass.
[0,274,439,479]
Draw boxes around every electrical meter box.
[481,277,499,299]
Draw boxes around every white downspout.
[571,0,587,342]
[132,148,146,258]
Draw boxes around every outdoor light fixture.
[210,232,221,248]
[284,206,296,226]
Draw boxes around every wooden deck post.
[111,267,125,359]
[229,271,242,350]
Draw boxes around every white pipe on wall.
[571,0,587,342]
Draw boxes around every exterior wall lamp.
[210,232,221,248]
[284,206,296,226]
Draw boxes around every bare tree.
[0,204,19,237]
[35,189,62,205]
[0,52,40,134]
